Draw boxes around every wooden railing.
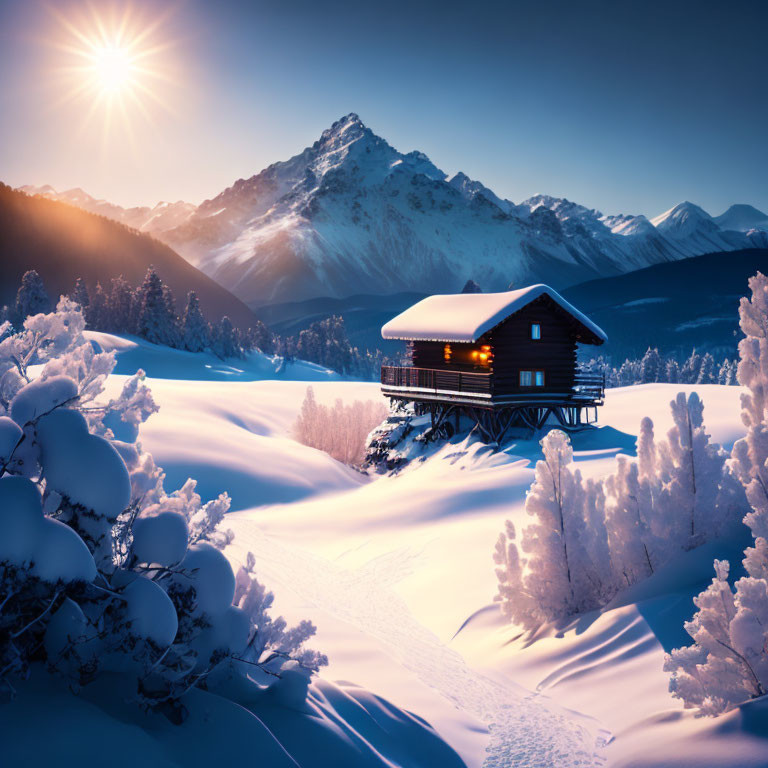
[381,366,606,402]
[381,365,492,395]
[572,371,605,402]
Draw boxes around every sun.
[48,3,179,142]
[89,44,136,95]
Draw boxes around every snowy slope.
[86,331,341,383]
[97,329,754,768]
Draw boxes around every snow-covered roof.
[381,284,607,344]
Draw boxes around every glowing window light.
[444,343,452,362]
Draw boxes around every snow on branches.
[0,300,325,717]
[666,273,768,715]
[495,394,744,631]
[294,385,388,466]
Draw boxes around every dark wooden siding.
[485,296,577,396]
[407,295,580,397]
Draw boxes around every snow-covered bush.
[294,386,388,466]
[494,431,608,629]
[0,299,325,717]
[666,273,768,715]
[664,560,768,715]
[495,394,744,630]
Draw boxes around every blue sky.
[1,0,765,217]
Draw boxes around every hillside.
[0,184,256,328]
[561,248,768,360]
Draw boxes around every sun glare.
[91,44,135,94]
[48,3,179,144]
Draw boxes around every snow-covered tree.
[604,456,656,585]
[212,316,240,359]
[70,278,90,311]
[658,392,743,547]
[666,275,768,715]
[617,359,638,386]
[86,282,107,329]
[294,386,387,465]
[665,358,680,384]
[639,347,662,383]
[181,292,209,353]
[680,349,702,384]
[0,300,325,713]
[697,352,717,384]
[108,275,136,334]
[494,430,604,629]
[665,560,768,715]
[731,272,768,579]
[14,270,50,324]
[137,267,177,346]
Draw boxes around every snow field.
[125,341,747,768]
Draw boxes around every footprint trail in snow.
[227,521,607,768]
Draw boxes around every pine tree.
[14,270,50,324]
[71,278,90,312]
[137,268,176,346]
[212,316,240,359]
[109,276,136,334]
[161,284,181,348]
[246,321,275,354]
[665,358,680,384]
[617,359,637,386]
[680,349,702,384]
[181,292,209,353]
[697,352,716,384]
[639,347,662,383]
[87,283,107,329]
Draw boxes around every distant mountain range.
[0,184,256,328]
[20,114,768,308]
[257,248,768,361]
[18,184,196,235]
[561,247,768,360]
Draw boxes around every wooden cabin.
[380,285,608,440]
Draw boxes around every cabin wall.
[486,297,577,396]
[410,341,488,370]
[403,295,592,399]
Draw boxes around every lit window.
[535,370,545,386]
[531,323,541,340]
[519,370,532,386]
[444,343,452,362]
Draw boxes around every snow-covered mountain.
[713,203,768,233]
[20,114,767,306]
[158,115,763,305]
[19,184,196,234]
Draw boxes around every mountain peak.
[651,200,719,238]
[714,203,768,233]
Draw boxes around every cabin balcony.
[380,365,605,408]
